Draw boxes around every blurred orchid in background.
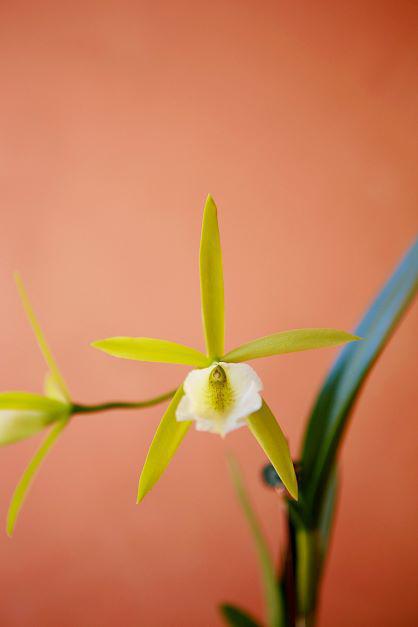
[93,195,359,503]
[2,275,174,536]
[1,274,72,536]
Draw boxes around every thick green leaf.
[220,604,263,627]
[14,273,70,402]
[200,194,225,359]
[291,467,338,617]
[223,329,359,363]
[228,457,284,627]
[137,386,191,502]
[248,401,298,500]
[7,418,68,536]
[318,466,339,568]
[301,238,418,519]
[0,392,69,445]
[295,527,318,615]
[92,337,210,367]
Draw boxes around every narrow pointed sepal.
[92,337,211,367]
[137,386,191,503]
[14,273,70,402]
[199,195,225,359]
[247,400,298,500]
[224,328,360,363]
[7,418,68,536]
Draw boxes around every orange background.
[0,2,417,626]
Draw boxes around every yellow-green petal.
[137,386,191,503]
[7,418,68,536]
[199,195,225,359]
[92,337,210,367]
[224,328,360,363]
[247,400,298,500]
[14,273,70,402]
[0,392,69,446]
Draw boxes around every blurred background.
[0,1,417,625]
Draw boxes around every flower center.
[207,365,234,414]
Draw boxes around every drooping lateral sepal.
[7,418,69,536]
[137,386,191,503]
[247,400,298,500]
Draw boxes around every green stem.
[71,389,176,415]
[295,528,320,626]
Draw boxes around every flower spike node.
[92,195,359,502]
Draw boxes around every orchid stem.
[71,389,176,415]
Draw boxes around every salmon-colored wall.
[0,2,417,626]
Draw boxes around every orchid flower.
[1,274,71,535]
[93,196,359,502]
[4,275,174,536]
[0,274,72,445]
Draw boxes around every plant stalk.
[71,388,176,415]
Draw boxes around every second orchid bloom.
[93,196,359,502]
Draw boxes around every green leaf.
[228,457,284,627]
[317,466,339,568]
[295,527,318,615]
[247,401,298,500]
[220,604,263,627]
[301,238,418,520]
[92,337,210,367]
[0,392,69,445]
[286,468,339,617]
[223,329,360,363]
[14,273,70,402]
[7,418,68,536]
[137,386,191,502]
[200,194,225,359]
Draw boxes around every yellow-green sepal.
[199,195,225,359]
[137,386,191,503]
[224,328,360,363]
[44,372,71,403]
[14,273,70,402]
[0,392,69,446]
[248,400,298,500]
[92,337,211,367]
[7,418,69,536]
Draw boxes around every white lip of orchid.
[176,361,263,437]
